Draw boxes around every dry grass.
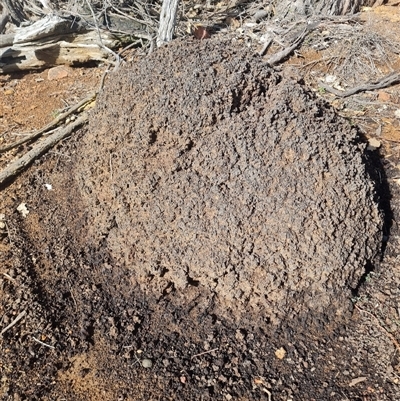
[306,20,400,87]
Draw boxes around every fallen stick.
[0,92,96,154]
[1,272,16,282]
[320,71,400,98]
[0,112,88,187]
[265,25,312,66]
[1,310,26,335]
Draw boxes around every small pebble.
[142,358,153,368]
[367,137,381,151]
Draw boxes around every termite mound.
[74,38,383,324]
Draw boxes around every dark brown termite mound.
[74,38,383,325]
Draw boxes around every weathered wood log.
[13,14,83,43]
[0,9,9,33]
[2,0,26,26]
[0,32,13,46]
[0,14,120,72]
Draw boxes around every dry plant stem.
[32,336,55,349]
[263,388,272,401]
[112,28,154,43]
[190,347,219,360]
[320,71,400,98]
[354,304,400,353]
[1,310,26,335]
[281,19,307,36]
[118,40,141,56]
[0,93,96,154]
[0,112,88,187]
[85,0,103,46]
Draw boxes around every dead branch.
[13,14,80,43]
[264,22,319,66]
[0,113,88,187]
[320,71,400,98]
[0,92,95,154]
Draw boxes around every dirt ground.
[1,6,400,401]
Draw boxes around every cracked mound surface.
[75,38,382,324]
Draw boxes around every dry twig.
[0,71,102,187]
[0,112,88,187]
[1,272,16,282]
[1,310,26,335]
